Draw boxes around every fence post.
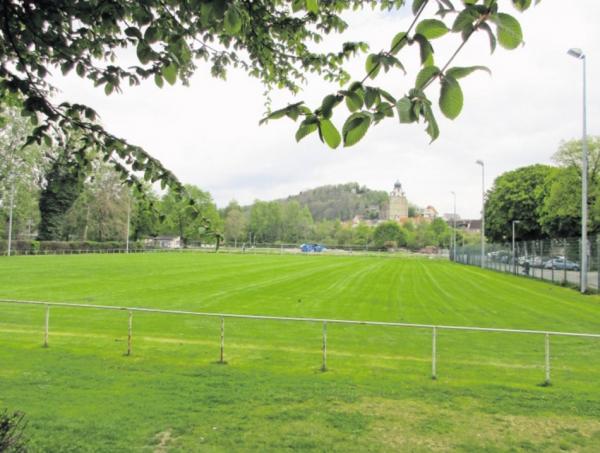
[43,305,49,348]
[321,321,327,372]
[431,326,437,380]
[544,333,551,386]
[127,311,133,356]
[564,241,568,285]
[597,236,599,291]
[540,239,545,280]
[219,317,225,364]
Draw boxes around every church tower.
[388,181,408,222]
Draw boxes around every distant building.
[388,181,409,222]
[456,219,482,233]
[443,213,461,222]
[144,236,182,249]
[421,205,437,221]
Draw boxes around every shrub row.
[0,240,147,254]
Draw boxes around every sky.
[52,1,600,219]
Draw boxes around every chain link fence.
[453,236,600,291]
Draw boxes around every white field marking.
[0,326,591,372]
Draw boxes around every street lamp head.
[567,48,585,59]
[475,159,484,167]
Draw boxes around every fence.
[454,236,600,290]
[2,298,599,386]
[0,242,442,259]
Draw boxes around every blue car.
[300,243,326,253]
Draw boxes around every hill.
[280,182,389,221]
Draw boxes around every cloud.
[50,2,600,219]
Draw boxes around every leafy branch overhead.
[0,0,538,197]
[262,0,537,148]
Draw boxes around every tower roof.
[394,180,402,189]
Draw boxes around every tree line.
[1,108,464,251]
[485,137,600,242]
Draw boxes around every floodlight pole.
[7,175,16,256]
[568,48,588,293]
[476,160,485,268]
[125,193,131,253]
[451,191,456,261]
[512,220,520,274]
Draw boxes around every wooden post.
[321,321,327,372]
[127,311,132,356]
[431,326,437,380]
[43,305,49,348]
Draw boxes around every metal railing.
[454,236,600,290]
[2,298,600,385]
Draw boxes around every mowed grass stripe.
[3,253,600,451]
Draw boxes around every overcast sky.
[52,1,600,219]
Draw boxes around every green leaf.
[415,65,440,89]
[415,19,449,39]
[452,6,478,32]
[104,83,114,95]
[292,0,304,12]
[162,63,177,85]
[412,0,427,14]
[124,27,142,39]
[342,112,371,147]
[306,0,319,14]
[512,0,532,12]
[320,94,342,119]
[412,34,434,66]
[397,97,417,124]
[390,32,407,55]
[341,90,363,112]
[154,73,164,88]
[364,87,379,109]
[422,104,439,142]
[493,13,523,50]
[224,6,242,34]
[439,76,463,120]
[446,66,490,79]
[478,23,497,53]
[295,118,318,142]
[318,118,341,149]
[365,54,381,79]
[136,42,152,65]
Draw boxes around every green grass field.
[2,252,600,452]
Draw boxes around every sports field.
[2,252,600,451]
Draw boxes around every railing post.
[43,305,49,348]
[321,321,327,372]
[596,236,599,291]
[219,317,225,364]
[431,326,437,380]
[127,311,133,356]
[544,333,551,386]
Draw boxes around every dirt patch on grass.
[334,397,600,452]
[153,429,174,453]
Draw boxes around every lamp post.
[7,174,16,256]
[475,160,485,268]
[568,47,588,293]
[512,220,520,274]
[125,193,131,253]
[450,191,456,260]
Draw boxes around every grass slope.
[1,253,600,452]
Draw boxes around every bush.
[0,409,28,452]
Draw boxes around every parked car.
[300,243,326,253]
[518,256,544,268]
[544,258,580,271]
